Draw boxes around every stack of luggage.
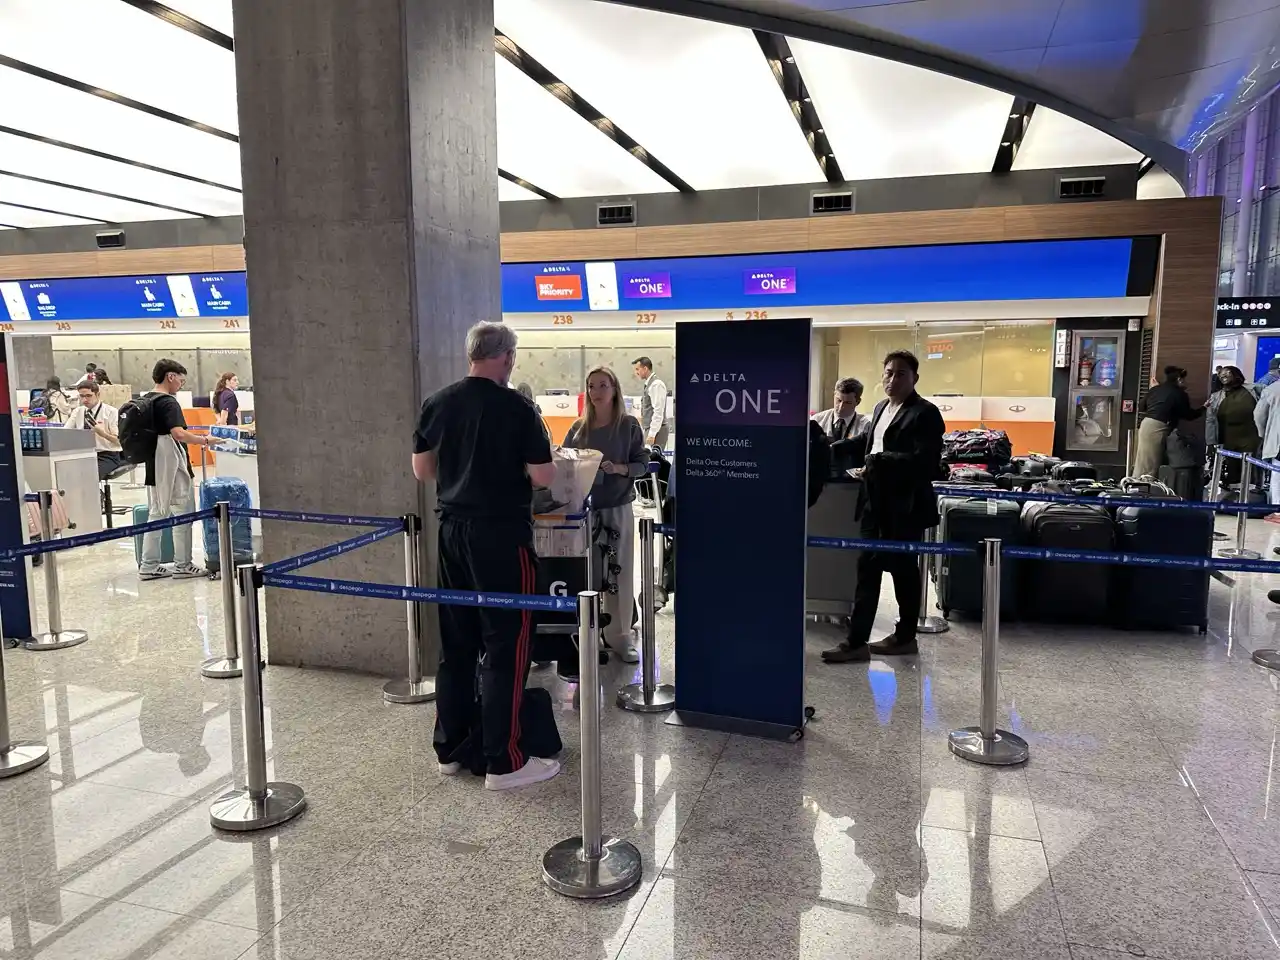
[935,461,1211,631]
[942,428,1013,473]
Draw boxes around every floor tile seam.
[55,882,270,934]
[1022,768,1079,949]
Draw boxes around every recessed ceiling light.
[1001,141,1011,146]
[803,96,812,103]
[785,56,795,63]
[1009,112,1019,118]
[816,127,824,133]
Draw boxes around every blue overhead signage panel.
[500,238,1136,313]
[0,272,248,322]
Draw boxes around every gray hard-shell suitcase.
[936,496,1022,618]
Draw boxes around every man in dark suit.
[823,350,945,663]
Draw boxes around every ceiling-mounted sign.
[0,272,248,323]
[1215,297,1280,330]
[744,268,797,296]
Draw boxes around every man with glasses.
[138,358,211,581]
[66,380,124,480]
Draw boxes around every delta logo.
[535,274,583,301]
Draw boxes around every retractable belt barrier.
[262,572,577,612]
[235,507,402,528]
[2,507,216,560]
[260,524,402,576]
[1245,454,1280,474]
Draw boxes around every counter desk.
[20,426,101,536]
[806,476,864,619]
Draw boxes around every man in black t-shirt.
[413,322,557,791]
[139,359,212,581]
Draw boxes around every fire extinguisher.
[1078,355,1094,387]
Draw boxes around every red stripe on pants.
[508,547,533,772]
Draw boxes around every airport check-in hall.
[0,0,1278,958]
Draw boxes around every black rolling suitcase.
[1020,500,1114,622]
[1051,461,1097,482]
[1012,454,1061,478]
[936,497,1022,618]
[1114,504,1212,631]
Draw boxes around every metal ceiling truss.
[499,168,559,201]
[993,98,1035,173]
[494,29,694,193]
[0,198,106,224]
[0,167,214,218]
[116,0,233,50]
[753,31,842,184]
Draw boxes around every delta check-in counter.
[805,476,865,618]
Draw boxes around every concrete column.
[1234,108,1262,296]
[11,336,53,388]
[231,0,499,674]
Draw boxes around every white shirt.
[869,401,904,456]
[642,374,669,440]
[65,401,121,452]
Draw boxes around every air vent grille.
[1059,176,1106,200]
[811,190,854,215]
[597,203,635,226]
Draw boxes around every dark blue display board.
[671,318,811,738]
[0,336,32,642]
[502,238,1135,314]
[0,272,248,322]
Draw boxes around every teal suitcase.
[133,504,175,566]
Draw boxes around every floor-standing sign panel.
[0,335,32,643]
[670,318,811,739]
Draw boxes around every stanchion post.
[202,501,243,679]
[1208,448,1225,502]
[0,606,50,778]
[618,518,675,713]
[1219,458,1262,560]
[23,491,88,652]
[543,591,643,898]
[947,539,1028,766]
[916,527,949,635]
[210,564,307,831]
[384,513,436,704]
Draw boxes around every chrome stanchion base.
[383,678,436,704]
[1218,547,1262,560]
[948,727,1029,766]
[917,616,950,635]
[201,657,243,679]
[1253,649,1280,670]
[0,741,50,779]
[542,837,643,899]
[210,782,307,832]
[1213,531,1230,541]
[616,682,676,714]
[23,630,88,651]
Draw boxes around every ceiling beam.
[116,0,233,50]
[0,168,214,218]
[494,30,694,194]
[499,169,559,202]
[0,124,241,194]
[993,98,1035,173]
[753,31,842,184]
[0,199,107,224]
[0,55,238,143]
[1137,156,1155,180]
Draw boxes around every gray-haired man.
[413,322,559,791]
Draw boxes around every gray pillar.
[232,0,499,674]
[1234,108,1262,297]
[11,336,53,388]
[1194,154,1209,197]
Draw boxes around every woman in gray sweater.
[563,366,648,663]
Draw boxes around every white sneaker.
[484,757,560,791]
[438,761,462,776]
[138,567,171,581]
[617,642,640,664]
[169,563,206,580]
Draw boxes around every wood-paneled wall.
[0,199,1222,396]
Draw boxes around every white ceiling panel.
[791,38,1016,180]
[0,174,194,223]
[0,0,239,133]
[499,178,540,202]
[1012,107,1143,170]
[0,133,242,216]
[495,55,675,198]
[162,0,234,36]
[0,66,242,188]
[0,203,98,228]
[1137,167,1186,200]
[495,0,820,189]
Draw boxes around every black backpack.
[117,394,161,464]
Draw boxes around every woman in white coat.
[1253,377,1280,505]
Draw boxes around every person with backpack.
[119,359,212,580]
[32,377,71,423]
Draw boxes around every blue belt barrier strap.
[655,523,674,536]
[262,524,402,576]
[262,572,577,612]
[1220,448,1244,459]
[1245,454,1280,474]
[3,508,216,559]
[1003,544,1280,575]
[23,493,38,503]
[234,506,401,528]
[933,484,1273,515]
[807,536,973,556]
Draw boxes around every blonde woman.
[563,366,647,663]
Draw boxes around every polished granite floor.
[4,514,1280,958]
